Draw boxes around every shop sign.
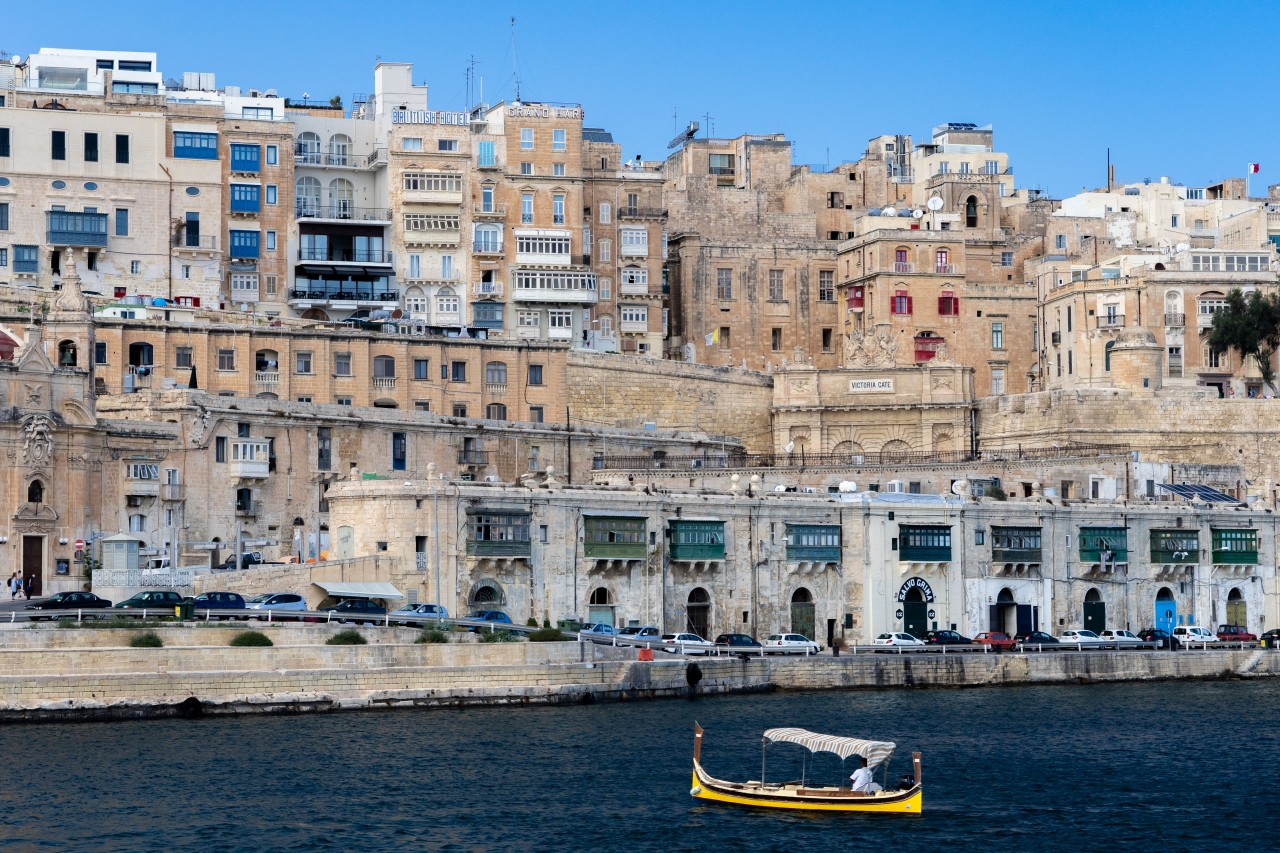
[895,577,935,602]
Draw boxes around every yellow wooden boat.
[690,723,923,813]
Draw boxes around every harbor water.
[1,679,1274,851]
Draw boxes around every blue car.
[468,610,512,631]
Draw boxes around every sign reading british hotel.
[393,110,470,125]
[849,378,894,393]
[507,105,582,119]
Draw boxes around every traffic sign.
[74,539,85,550]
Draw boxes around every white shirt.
[850,767,874,792]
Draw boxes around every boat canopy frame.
[762,728,896,769]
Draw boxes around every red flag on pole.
[1248,163,1260,173]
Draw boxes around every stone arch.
[300,308,330,322]
[26,479,44,504]
[589,587,612,605]
[468,578,507,606]
[880,439,912,461]
[965,195,979,228]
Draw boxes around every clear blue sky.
[6,1,1275,197]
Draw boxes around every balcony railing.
[172,234,218,250]
[472,281,505,299]
[617,207,666,219]
[289,288,400,303]
[708,166,735,176]
[472,240,505,254]
[934,263,956,274]
[458,450,491,465]
[1164,312,1185,327]
[485,382,507,395]
[372,376,396,390]
[473,203,508,216]
[294,148,322,165]
[235,499,264,518]
[298,248,394,264]
[365,148,387,168]
[893,261,914,273]
[161,483,186,501]
[47,212,108,247]
[1097,314,1125,329]
[1198,312,1218,330]
[890,171,915,183]
[254,371,279,385]
[295,203,392,222]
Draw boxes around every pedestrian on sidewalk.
[22,575,32,600]
[7,573,16,600]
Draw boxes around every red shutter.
[952,296,959,314]
[937,296,946,314]
[907,296,913,314]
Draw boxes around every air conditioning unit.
[886,480,907,494]
[690,459,704,468]
[800,486,819,493]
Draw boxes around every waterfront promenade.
[2,622,1278,723]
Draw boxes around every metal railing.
[458,449,491,465]
[298,248,394,264]
[708,166,735,176]
[289,289,400,302]
[1164,313,1185,327]
[617,207,666,219]
[1097,314,1125,329]
[365,148,387,167]
[472,240,505,254]
[473,203,508,216]
[172,234,218,250]
[934,263,956,274]
[295,203,392,221]
[471,281,505,298]
[161,483,186,501]
[893,262,914,273]
[235,500,263,517]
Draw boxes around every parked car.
[1173,625,1218,648]
[872,632,925,648]
[321,598,387,624]
[1060,629,1107,647]
[190,591,248,619]
[1015,631,1061,647]
[715,633,763,655]
[246,593,308,617]
[1262,628,1280,647]
[924,630,972,646]
[24,591,113,618]
[972,631,1015,650]
[467,610,513,631]
[214,551,268,571]
[390,603,449,626]
[1099,629,1144,648]
[618,626,662,645]
[1217,624,1257,642]
[763,633,822,655]
[659,633,716,655]
[115,590,186,612]
[581,623,618,639]
[1138,628,1173,649]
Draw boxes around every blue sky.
[6,1,1275,197]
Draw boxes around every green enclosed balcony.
[1079,526,1127,562]
[1150,529,1198,563]
[47,211,108,247]
[668,520,725,561]
[465,512,532,557]
[991,526,1042,563]
[899,525,952,562]
[1212,528,1257,564]
[785,524,841,563]
[584,516,647,559]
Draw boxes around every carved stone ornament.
[927,342,962,368]
[51,249,90,315]
[21,414,54,467]
[844,327,900,368]
[190,408,211,446]
[24,384,42,406]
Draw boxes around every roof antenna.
[510,17,522,102]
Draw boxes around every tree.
[329,95,343,111]
[1206,289,1280,391]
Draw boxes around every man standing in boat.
[850,757,882,793]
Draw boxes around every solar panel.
[1157,483,1239,503]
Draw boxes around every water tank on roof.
[151,298,167,307]
[121,296,143,305]
[868,208,882,216]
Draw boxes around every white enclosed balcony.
[231,439,271,480]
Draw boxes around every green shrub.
[527,617,539,627]
[415,629,450,644]
[230,631,273,647]
[478,628,518,643]
[130,631,163,648]
[542,618,551,629]
[326,629,367,645]
[527,627,569,642]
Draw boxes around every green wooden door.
[791,602,815,640]
[1083,601,1106,633]
[903,602,928,639]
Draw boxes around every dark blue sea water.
[0,680,1274,852]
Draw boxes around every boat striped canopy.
[762,728,896,768]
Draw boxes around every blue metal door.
[1155,598,1177,635]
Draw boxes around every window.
[818,270,835,302]
[230,230,260,258]
[403,173,463,192]
[892,290,912,314]
[478,140,495,166]
[317,427,332,470]
[437,138,458,152]
[717,268,733,300]
[216,436,228,463]
[128,514,147,533]
[553,194,565,225]
[295,352,312,374]
[1067,350,1073,374]
[95,342,108,365]
[111,133,129,164]
[129,260,141,275]
[521,128,534,149]
[708,153,733,174]
[1055,234,1067,249]
[218,349,236,371]
[265,184,277,205]
[553,162,565,177]
[334,353,352,376]
[115,208,129,236]
[598,202,612,225]
[938,293,958,315]
[485,362,508,385]
[266,144,278,165]
[991,322,1004,349]
[174,132,218,159]
[553,129,566,151]
[768,269,784,301]
[230,143,260,172]
[0,127,9,157]
[937,161,949,174]
[992,369,1005,395]
[529,406,544,423]
[621,228,648,253]
[486,403,508,420]
[414,401,430,412]
[822,328,834,351]
[985,160,999,175]
[266,231,277,251]
[550,310,574,332]
[451,361,467,382]
[52,130,66,160]
[452,404,467,417]
[520,161,533,175]
[518,311,541,331]
[599,239,611,262]
[0,249,5,267]
[401,358,425,381]
[1066,306,1073,332]
[392,433,407,471]
[0,202,7,231]
[437,288,459,315]
[771,328,782,351]
[374,356,396,378]
[522,193,534,224]
[403,213,460,231]
[400,137,423,152]
[620,305,647,327]
[169,345,191,369]
[84,132,99,162]
[1001,251,1013,267]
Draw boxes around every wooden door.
[903,602,928,639]
[790,602,815,640]
[1083,601,1106,633]
[22,536,42,597]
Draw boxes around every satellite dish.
[774,484,787,493]
[11,56,21,65]
[882,207,897,217]
[838,481,858,493]
[913,209,924,219]
[1176,242,1190,253]
[951,479,970,495]
[927,196,944,211]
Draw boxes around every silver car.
[246,592,307,618]
[391,603,450,626]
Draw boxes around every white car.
[872,632,925,648]
[1173,625,1219,648]
[1099,629,1143,648]
[763,633,821,655]
[1060,629,1106,647]
[659,633,715,655]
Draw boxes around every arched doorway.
[210,536,222,570]
[1083,588,1105,633]
[902,586,928,638]
[686,588,710,638]
[1155,587,1177,635]
[790,587,815,640]
[468,579,507,608]
[994,587,1016,635]
[588,587,615,628]
[300,308,330,322]
[1226,587,1246,628]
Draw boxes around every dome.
[1112,326,1158,349]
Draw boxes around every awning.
[762,728,896,768]
[312,581,404,600]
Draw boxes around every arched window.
[296,176,321,216]
[474,223,502,253]
[372,355,395,378]
[485,403,508,421]
[328,133,352,166]
[27,480,43,504]
[1105,340,1115,371]
[791,588,812,603]
[404,286,428,316]
[474,585,496,603]
[296,132,321,164]
[590,588,612,605]
[965,195,978,228]
[436,287,459,317]
[57,340,77,367]
[485,362,508,384]
[328,179,354,218]
[1085,588,1102,602]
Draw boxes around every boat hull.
[691,765,922,813]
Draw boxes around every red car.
[973,631,1016,650]
[1217,624,1257,642]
